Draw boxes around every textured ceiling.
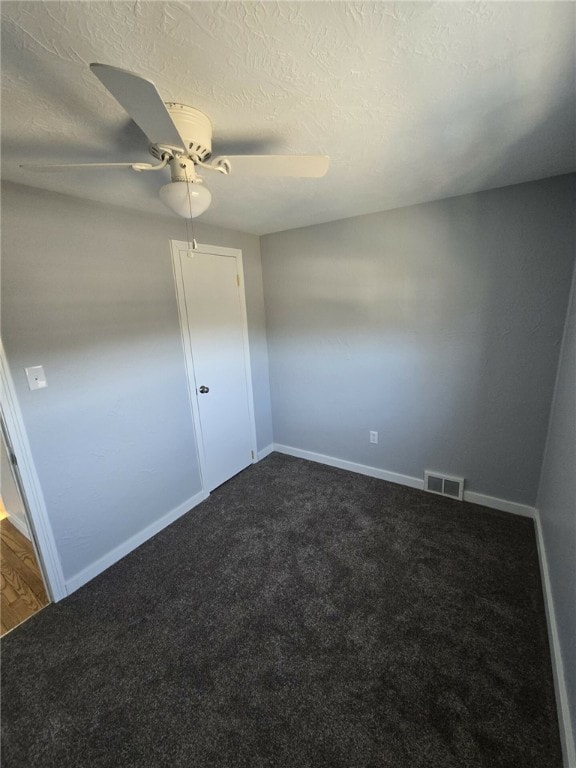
[1,1,575,235]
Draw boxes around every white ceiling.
[1,1,575,235]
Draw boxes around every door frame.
[0,340,66,601]
[170,240,258,493]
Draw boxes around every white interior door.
[173,242,256,492]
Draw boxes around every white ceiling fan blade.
[19,161,158,173]
[221,155,330,177]
[90,63,185,149]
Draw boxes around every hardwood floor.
[1,518,49,636]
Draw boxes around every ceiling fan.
[20,63,330,218]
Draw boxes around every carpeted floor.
[1,453,561,767]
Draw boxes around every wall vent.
[424,471,464,500]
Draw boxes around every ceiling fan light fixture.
[159,180,212,218]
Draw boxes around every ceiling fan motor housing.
[163,103,213,161]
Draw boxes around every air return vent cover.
[424,471,464,500]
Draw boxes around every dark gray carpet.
[1,453,561,767]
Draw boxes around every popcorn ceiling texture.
[1,1,575,234]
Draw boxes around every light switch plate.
[25,365,47,390]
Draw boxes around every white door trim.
[170,240,258,493]
[0,340,66,601]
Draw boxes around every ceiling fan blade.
[20,161,155,172]
[90,63,185,149]
[221,155,330,178]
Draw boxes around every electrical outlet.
[369,430,378,444]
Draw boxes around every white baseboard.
[64,489,209,595]
[257,444,275,461]
[463,491,536,518]
[272,444,537,518]
[273,444,424,489]
[535,513,576,768]
[7,512,32,540]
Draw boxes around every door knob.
[199,386,209,394]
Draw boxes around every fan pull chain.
[184,163,198,250]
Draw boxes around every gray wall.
[1,181,272,584]
[261,175,576,505]
[2,174,573,590]
[538,261,576,737]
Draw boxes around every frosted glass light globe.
[159,181,212,218]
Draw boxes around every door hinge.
[10,452,17,467]
[251,450,254,460]
[236,274,240,287]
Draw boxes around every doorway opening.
[1,419,50,635]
